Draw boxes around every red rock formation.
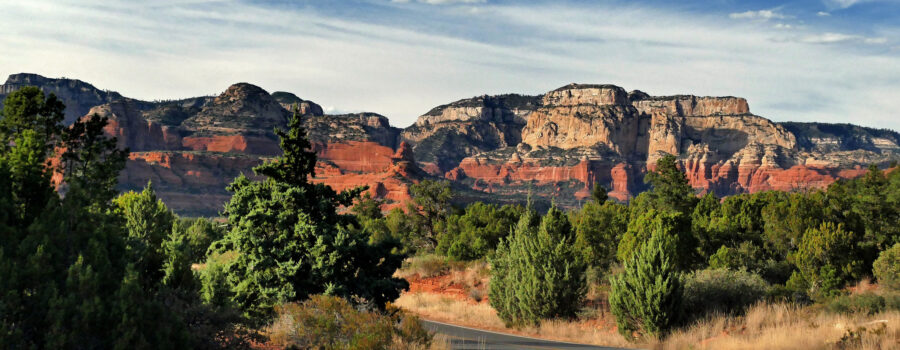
[13,74,895,215]
[182,135,281,155]
[311,141,395,173]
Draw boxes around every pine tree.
[609,228,683,340]
[212,110,407,323]
[645,154,697,215]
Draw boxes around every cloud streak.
[0,0,898,131]
[729,9,788,20]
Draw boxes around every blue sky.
[1,0,898,130]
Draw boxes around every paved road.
[421,319,632,350]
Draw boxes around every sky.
[0,0,898,129]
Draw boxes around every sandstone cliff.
[401,94,541,174]
[4,73,899,215]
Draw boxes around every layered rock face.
[0,73,125,124]
[423,84,900,203]
[401,94,541,174]
[4,73,898,214]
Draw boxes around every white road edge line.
[421,318,627,348]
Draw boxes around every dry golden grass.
[394,292,632,348]
[655,302,900,350]
[395,255,470,280]
[399,289,900,350]
[395,292,504,329]
[397,259,899,350]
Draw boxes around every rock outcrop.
[401,94,541,173]
[0,73,126,124]
[4,73,898,215]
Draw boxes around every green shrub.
[791,222,863,298]
[573,200,627,272]
[398,254,466,279]
[873,243,900,290]
[618,209,695,270]
[826,292,900,315]
[682,268,771,321]
[436,202,523,261]
[489,206,587,327]
[609,229,683,340]
[268,295,432,350]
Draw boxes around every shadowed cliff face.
[0,73,126,125]
[4,73,899,215]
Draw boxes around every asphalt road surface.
[421,319,632,350]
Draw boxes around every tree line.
[369,150,900,340]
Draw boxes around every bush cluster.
[873,243,900,290]
[681,268,771,321]
[826,292,900,315]
[268,295,432,350]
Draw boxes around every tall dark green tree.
[406,179,454,251]
[645,154,697,215]
[211,110,408,323]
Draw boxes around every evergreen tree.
[617,209,695,270]
[211,110,407,323]
[489,205,587,327]
[609,228,683,340]
[114,183,176,287]
[645,154,697,215]
[791,222,863,297]
[573,200,627,272]
[591,182,608,203]
[406,179,454,251]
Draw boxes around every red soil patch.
[406,274,489,304]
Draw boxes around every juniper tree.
[609,227,683,340]
[489,205,587,327]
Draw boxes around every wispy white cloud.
[0,0,897,131]
[799,32,888,44]
[824,0,900,10]
[392,0,485,4]
[729,9,788,20]
[817,11,832,16]
[825,0,865,9]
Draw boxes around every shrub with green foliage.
[609,228,683,340]
[436,202,523,261]
[489,205,587,327]
[573,199,627,272]
[178,217,226,262]
[682,269,771,321]
[792,222,864,297]
[873,243,900,290]
[618,209,695,270]
[268,295,432,350]
[826,292,900,315]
